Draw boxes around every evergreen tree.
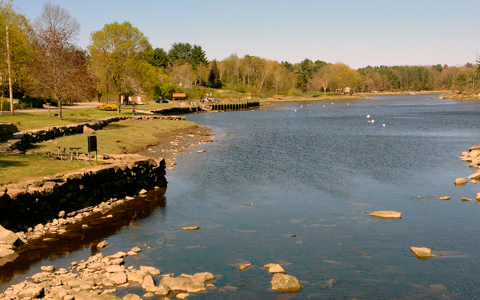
[208,60,222,88]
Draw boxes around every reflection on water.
[3,95,480,299]
[0,189,166,288]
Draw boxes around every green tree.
[208,60,222,88]
[168,42,192,66]
[0,0,33,113]
[189,45,208,70]
[296,58,313,95]
[152,47,168,68]
[89,21,156,113]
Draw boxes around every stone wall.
[0,157,167,232]
[0,123,18,137]
[2,116,184,152]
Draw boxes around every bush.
[96,104,118,111]
[19,97,47,108]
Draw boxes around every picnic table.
[50,146,81,161]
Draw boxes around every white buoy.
[371,120,375,123]
[347,103,349,105]
[366,115,370,118]
[294,109,297,112]
[331,102,333,105]
[301,105,303,107]
[383,124,386,127]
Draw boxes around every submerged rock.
[181,226,200,231]
[454,178,468,186]
[271,273,302,292]
[461,197,472,201]
[369,211,401,219]
[439,196,451,200]
[411,247,435,259]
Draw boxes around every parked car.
[155,98,170,103]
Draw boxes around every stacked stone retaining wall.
[0,157,167,232]
[0,123,18,137]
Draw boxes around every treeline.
[1,1,479,118]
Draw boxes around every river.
[3,95,480,299]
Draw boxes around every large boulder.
[17,286,44,299]
[0,225,22,247]
[271,273,302,292]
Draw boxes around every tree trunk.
[117,94,122,114]
[57,100,63,119]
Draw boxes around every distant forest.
[1,1,479,105]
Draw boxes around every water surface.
[4,95,480,299]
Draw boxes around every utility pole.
[6,25,14,115]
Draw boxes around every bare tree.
[32,2,83,119]
[311,65,331,96]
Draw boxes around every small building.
[172,93,187,101]
[120,94,147,104]
[343,87,351,95]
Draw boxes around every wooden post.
[6,25,14,115]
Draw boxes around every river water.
[3,95,480,299]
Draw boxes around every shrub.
[96,104,118,111]
[19,97,47,108]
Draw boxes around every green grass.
[0,153,104,185]
[30,119,198,156]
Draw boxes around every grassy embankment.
[0,105,197,185]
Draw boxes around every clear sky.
[14,0,480,69]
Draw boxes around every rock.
[469,144,480,151]
[454,178,468,186]
[461,197,473,201]
[127,270,148,283]
[97,240,109,249]
[191,272,215,283]
[127,251,137,256]
[154,282,170,296]
[73,291,122,300]
[271,273,302,292]
[263,263,276,269]
[142,274,157,292]
[125,196,135,200]
[17,286,44,298]
[468,172,480,180]
[411,247,435,259]
[160,276,206,293]
[140,266,160,276]
[123,294,142,300]
[142,292,154,298]
[177,293,190,299]
[109,251,127,259]
[103,289,117,294]
[0,245,15,258]
[139,189,147,195]
[0,225,22,246]
[181,226,200,231]
[196,150,205,153]
[477,193,480,201]
[471,179,477,184]
[40,265,56,273]
[131,246,141,253]
[369,211,401,219]
[106,265,124,273]
[109,258,124,265]
[439,196,451,200]
[237,263,251,271]
[268,264,286,274]
[58,211,65,218]
[109,272,127,285]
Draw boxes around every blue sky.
[15,0,480,69]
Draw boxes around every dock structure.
[209,100,260,111]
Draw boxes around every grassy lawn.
[29,119,198,156]
[0,153,104,185]
[0,105,177,131]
